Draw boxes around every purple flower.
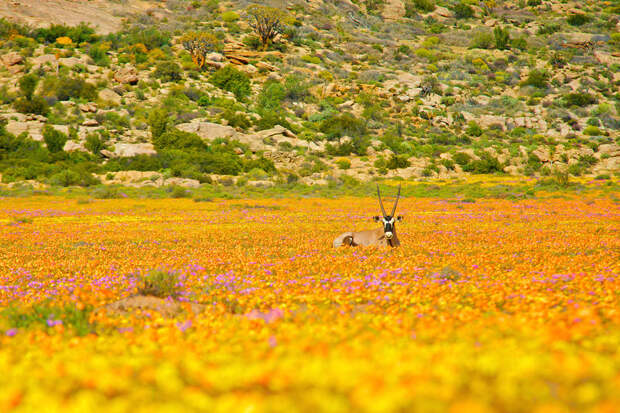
[176,320,192,332]
[5,328,17,337]
[46,319,63,327]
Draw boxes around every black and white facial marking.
[374,215,403,239]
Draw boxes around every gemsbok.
[333,184,403,248]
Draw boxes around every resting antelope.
[333,184,403,248]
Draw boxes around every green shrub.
[412,0,435,12]
[463,153,503,174]
[453,3,474,19]
[284,74,311,102]
[137,270,181,298]
[148,107,169,139]
[320,113,367,141]
[49,168,99,187]
[42,126,67,153]
[13,96,49,116]
[153,61,182,82]
[465,121,483,137]
[386,154,410,170]
[88,44,109,66]
[221,110,251,129]
[583,125,602,136]
[153,129,206,151]
[563,93,597,107]
[537,23,561,35]
[19,74,39,100]
[567,14,590,26]
[257,80,285,110]
[47,77,97,101]
[493,26,510,50]
[33,23,97,44]
[169,185,191,198]
[453,152,472,166]
[85,133,105,155]
[521,69,549,88]
[470,31,494,49]
[209,65,251,100]
[336,159,351,170]
[221,11,240,22]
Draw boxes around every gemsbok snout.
[333,184,403,248]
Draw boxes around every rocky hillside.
[0,0,618,189]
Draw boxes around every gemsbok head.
[333,184,403,248]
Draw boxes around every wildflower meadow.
[0,192,618,412]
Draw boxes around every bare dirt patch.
[103,295,207,317]
[0,0,158,34]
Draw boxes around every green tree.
[245,5,293,50]
[148,108,169,139]
[19,74,38,100]
[180,31,221,69]
[42,125,67,153]
[209,65,251,101]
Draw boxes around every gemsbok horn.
[333,184,403,248]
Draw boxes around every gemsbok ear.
[373,216,381,222]
[397,216,403,221]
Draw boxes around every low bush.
[563,93,597,107]
[42,126,67,153]
[153,61,182,82]
[209,65,251,101]
[453,2,474,19]
[567,14,590,26]
[137,270,181,298]
[521,69,549,89]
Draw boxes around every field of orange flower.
[0,194,619,412]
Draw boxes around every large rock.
[31,54,57,69]
[63,141,87,152]
[113,143,157,157]
[2,52,23,67]
[164,177,200,188]
[597,144,620,158]
[176,121,237,140]
[114,66,139,84]
[6,121,44,141]
[99,88,121,105]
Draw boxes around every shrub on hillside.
[153,129,206,151]
[494,26,510,50]
[19,74,38,100]
[470,31,494,49]
[33,23,97,44]
[153,61,182,82]
[49,168,99,187]
[320,113,367,141]
[42,126,67,153]
[463,153,503,174]
[453,2,474,18]
[465,121,483,137]
[209,65,251,101]
[567,14,590,26]
[386,154,410,170]
[13,96,49,116]
[521,69,549,88]
[147,108,169,139]
[412,0,435,12]
[563,93,597,107]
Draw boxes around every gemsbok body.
[333,184,403,248]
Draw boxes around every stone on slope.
[113,143,157,157]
